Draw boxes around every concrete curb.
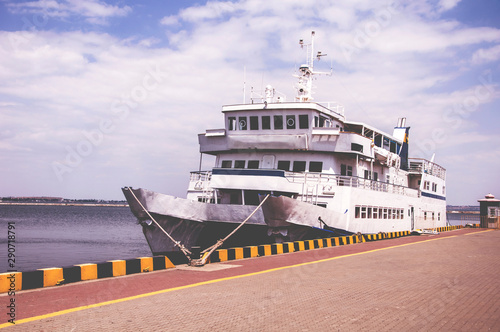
[0,256,174,293]
[209,234,368,263]
[208,225,479,264]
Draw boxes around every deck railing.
[189,171,212,183]
[408,158,446,180]
[284,172,420,198]
[189,169,420,198]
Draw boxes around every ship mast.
[295,31,330,102]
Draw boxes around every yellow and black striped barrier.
[208,225,475,263]
[209,233,368,263]
[0,256,174,293]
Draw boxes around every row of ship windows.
[355,206,406,220]
[355,205,442,221]
[220,160,324,172]
[220,160,386,181]
[228,114,338,131]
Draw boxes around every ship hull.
[122,187,270,263]
[261,193,447,242]
[261,195,351,242]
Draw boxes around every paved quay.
[1,228,499,331]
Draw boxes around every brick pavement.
[1,229,499,331]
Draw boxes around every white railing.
[409,158,446,180]
[316,101,345,117]
[285,172,420,198]
[189,170,420,199]
[189,171,211,183]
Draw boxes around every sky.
[0,0,499,204]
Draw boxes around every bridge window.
[277,160,290,171]
[234,160,245,168]
[221,160,232,168]
[238,117,247,130]
[228,117,236,131]
[262,116,271,130]
[247,160,259,169]
[274,115,283,129]
[309,161,323,173]
[286,115,296,129]
[299,114,309,129]
[293,161,306,172]
[250,116,259,130]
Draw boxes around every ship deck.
[1,228,499,331]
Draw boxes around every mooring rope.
[125,187,192,261]
[191,194,270,266]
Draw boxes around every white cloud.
[178,1,237,22]
[438,0,462,13]
[0,0,499,202]
[160,15,179,26]
[6,0,131,24]
[472,44,500,64]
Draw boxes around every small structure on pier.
[478,193,500,228]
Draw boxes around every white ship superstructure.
[123,31,446,259]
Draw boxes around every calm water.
[446,212,480,226]
[0,205,150,273]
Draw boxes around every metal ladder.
[302,183,319,204]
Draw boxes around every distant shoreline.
[0,202,478,213]
[447,210,480,214]
[0,202,128,207]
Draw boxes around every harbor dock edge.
[0,224,475,293]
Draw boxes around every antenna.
[243,66,246,104]
[294,31,331,102]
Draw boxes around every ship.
[122,31,447,262]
